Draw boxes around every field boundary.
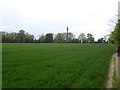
[106,54,115,88]
[106,53,120,88]
[114,53,120,88]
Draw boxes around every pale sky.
[0,0,119,40]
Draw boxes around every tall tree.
[117,20,120,44]
[1,31,6,43]
[97,38,104,43]
[18,30,25,43]
[39,34,45,43]
[68,32,75,43]
[109,20,120,44]
[87,33,94,43]
[54,33,65,43]
[109,31,116,44]
[45,33,53,43]
[108,17,120,44]
[25,32,34,43]
[78,33,86,43]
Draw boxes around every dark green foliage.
[18,30,25,43]
[87,33,94,43]
[72,39,80,43]
[54,33,65,43]
[97,38,104,43]
[54,32,74,43]
[2,43,115,88]
[1,30,34,43]
[39,34,45,43]
[45,33,53,43]
[109,20,120,44]
[117,20,120,44]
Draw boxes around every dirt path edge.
[106,54,116,88]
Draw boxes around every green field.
[2,43,115,88]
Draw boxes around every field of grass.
[0,43,2,89]
[2,43,115,88]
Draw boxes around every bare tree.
[78,33,86,43]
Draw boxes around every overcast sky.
[0,0,119,40]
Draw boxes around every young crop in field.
[2,43,115,88]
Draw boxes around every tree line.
[1,30,108,43]
[2,30,34,43]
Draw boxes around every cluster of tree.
[38,32,75,43]
[2,30,34,43]
[1,30,108,43]
[109,20,120,44]
[38,32,95,43]
[78,33,94,43]
[38,33,53,43]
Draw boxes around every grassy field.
[0,43,2,89]
[2,43,115,88]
